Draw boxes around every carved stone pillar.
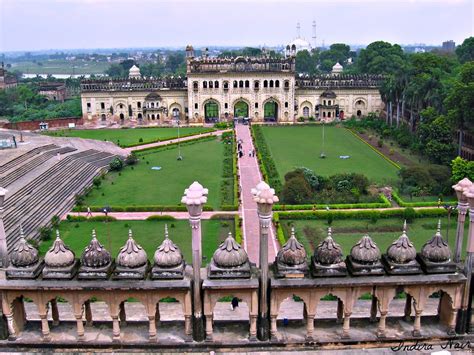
[39,314,50,342]
[75,313,85,341]
[342,312,351,338]
[270,315,277,337]
[5,313,16,340]
[413,310,422,337]
[454,201,469,263]
[305,313,315,340]
[112,316,120,342]
[184,315,192,337]
[205,315,213,341]
[148,315,157,342]
[377,311,388,338]
[250,315,258,340]
[50,299,59,326]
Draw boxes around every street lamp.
[0,187,9,268]
[453,178,472,263]
[251,181,279,341]
[181,181,208,341]
[102,205,111,252]
[174,110,183,161]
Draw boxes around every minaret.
[312,20,317,49]
[296,22,301,38]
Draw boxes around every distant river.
[22,74,106,79]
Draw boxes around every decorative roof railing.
[81,77,187,92]
[296,74,384,89]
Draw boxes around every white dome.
[332,62,343,73]
[129,65,141,78]
[288,37,312,53]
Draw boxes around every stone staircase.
[3,149,118,250]
[0,144,57,175]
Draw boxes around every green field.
[83,139,225,209]
[283,216,467,260]
[45,127,213,147]
[9,60,110,75]
[40,219,233,265]
[260,125,400,184]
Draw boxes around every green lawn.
[9,60,110,75]
[282,216,467,260]
[260,125,400,184]
[44,127,213,147]
[40,219,233,265]
[83,138,224,209]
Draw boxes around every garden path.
[235,123,278,265]
[125,129,231,153]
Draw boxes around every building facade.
[80,46,384,125]
[0,63,18,90]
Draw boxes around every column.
[205,315,213,341]
[251,182,278,341]
[305,313,315,340]
[270,315,277,337]
[75,313,85,341]
[250,315,258,340]
[112,315,120,342]
[342,312,351,339]
[148,315,157,342]
[39,313,50,342]
[182,181,208,342]
[413,310,422,337]
[459,185,474,334]
[452,178,471,263]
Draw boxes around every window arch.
[284,80,290,89]
[263,80,268,88]
[275,80,280,88]
[269,80,274,88]
[223,81,229,89]
[209,81,213,89]
[254,80,259,89]
[203,81,207,89]
[239,80,244,88]
[245,80,250,88]
[233,80,238,88]
[214,81,219,88]
[302,106,310,117]
[193,81,198,90]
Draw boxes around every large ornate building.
[80,46,384,125]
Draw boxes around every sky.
[0,0,472,52]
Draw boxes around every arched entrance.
[205,101,219,123]
[264,101,278,122]
[234,101,249,119]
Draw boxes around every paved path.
[235,124,278,265]
[67,211,238,220]
[125,129,232,153]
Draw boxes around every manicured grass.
[10,60,110,75]
[259,125,400,184]
[282,217,468,260]
[83,138,225,209]
[44,127,213,147]
[40,219,233,265]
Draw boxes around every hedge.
[133,135,216,154]
[251,125,282,193]
[392,190,457,208]
[273,194,391,210]
[234,214,243,244]
[124,128,215,148]
[220,131,237,209]
[273,213,286,247]
[145,215,176,221]
[275,208,451,221]
[73,205,214,212]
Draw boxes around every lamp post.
[181,181,208,341]
[0,187,8,270]
[102,205,111,252]
[453,178,472,263]
[443,204,457,244]
[175,110,183,161]
[459,184,474,334]
[251,181,279,341]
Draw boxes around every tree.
[456,37,474,64]
[281,176,313,204]
[356,41,405,75]
[445,61,474,154]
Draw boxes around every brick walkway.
[125,129,231,153]
[235,124,278,265]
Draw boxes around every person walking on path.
[86,206,92,218]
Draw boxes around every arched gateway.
[204,101,219,122]
[234,101,249,118]
[264,101,278,122]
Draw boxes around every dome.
[351,235,381,264]
[80,229,112,268]
[128,65,141,79]
[277,227,306,266]
[332,62,343,73]
[116,230,148,268]
[45,230,75,267]
[421,220,451,262]
[314,227,343,265]
[154,225,183,267]
[387,221,417,264]
[10,226,39,267]
[212,232,248,268]
[185,44,194,51]
[288,38,311,53]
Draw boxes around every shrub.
[38,226,52,241]
[92,176,102,188]
[50,215,60,229]
[403,207,416,223]
[146,215,176,221]
[377,139,383,148]
[125,153,138,165]
[281,176,313,204]
[75,193,85,207]
[109,157,124,171]
[389,148,394,155]
[139,138,143,143]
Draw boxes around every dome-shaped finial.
[420,220,451,263]
[116,229,148,268]
[44,230,75,268]
[80,229,112,268]
[314,227,344,265]
[212,232,248,267]
[10,225,39,268]
[153,225,183,268]
[350,235,381,264]
[386,221,417,264]
[276,227,307,266]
